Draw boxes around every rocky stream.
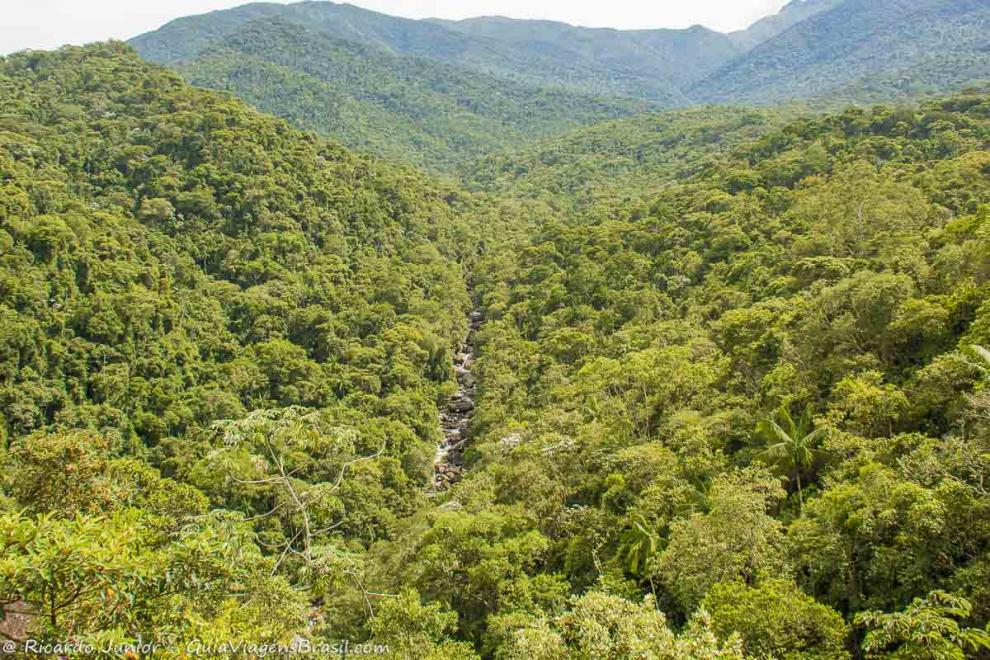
[432,310,482,490]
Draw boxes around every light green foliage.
[465,107,780,211]
[494,592,745,660]
[856,591,990,659]
[368,590,479,659]
[655,469,788,614]
[703,579,849,659]
[0,508,307,644]
[969,344,990,379]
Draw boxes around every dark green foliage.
[389,90,990,653]
[0,42,502,643]
[133,12,655,173]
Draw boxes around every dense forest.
[171,18,651,173]
[0,42,512,649]
[129,0,990,172]
[454,88,990,658]
[2,3,990,657]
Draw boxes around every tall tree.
[757,404,826,512]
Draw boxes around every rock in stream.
[432,310,482,490]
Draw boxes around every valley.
[0,0,989,657]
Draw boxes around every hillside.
[4,21,990,660]
[436,88,990,656]
[427,17,740,95]
[130,1,743,104]
[697,0,990,104]
[464,106,784,211]
[0,42,519,643]
[173,18,650,172]
[130,0,990,170]
[728,0,845,49]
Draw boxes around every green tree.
[616,514,662,578]
[368,590,478,659]
[968,344,990,379]
[855,591,990,659]
[655,469,788,614]
[494,591,745,660]
[703,579,849,659]
[757,404,827,512]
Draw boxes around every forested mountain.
[129,0,990,175]
[0,42,518,645]
[3,35,990,657]
[727,0,845,49]
[424,17,741,97]
[440,89,990,658]
[130,1,742,104]
[696,0,990,104]
[464,106,784,211]
[169,17,651,173]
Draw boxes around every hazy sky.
[0,0,791,55]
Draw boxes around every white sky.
[0,0,791,55]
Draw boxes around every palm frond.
[798,403,815,437]
[969,345,990,377]
[764,419,794,446]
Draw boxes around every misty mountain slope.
[130,1,745,104]
[426,16,742,93]
[159,17,653,172]
[696,0,990,103]
[728,0,845,49]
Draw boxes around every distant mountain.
[130,0,990,172]
[131,2,744,104]
[132,11,652,172]
[728,0,845,49]
[425,16,742,100]
[697,0,990,104]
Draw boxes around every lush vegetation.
[464,106,787,213]
[2,30,990,660]
[169,18,652,174]
[131,0,990,174]
[695,0,990,105]
[0,42,516,648]
[134,9,653,172]
[380,90,990,657]
[129,0,740,105]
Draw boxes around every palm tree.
[758,404,827,513]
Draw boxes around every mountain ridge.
[695,0,990,103]
[156,12,654,172]
[131,0,990,125]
